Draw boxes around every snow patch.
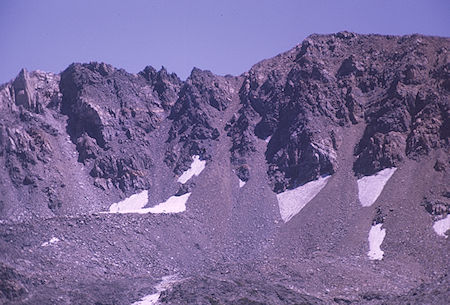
[41,237,60,247]
[264,136,271,143]
[277,175,331,223]
[144,193,190,214]
[357,168,396,207]
[433,215,450,238]
[177,155,206,184]
[132,275,179,305]
[239,179,246,188]
[107,191,189,214]
[368,223,386,260]
[109,190,148,213]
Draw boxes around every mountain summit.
[0,32,449,304]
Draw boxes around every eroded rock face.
[227,32,449,191]
[60,62,181,192]
[421,153,450,220]
[0,32,448,218]
[0,125,53,187]
[0,70,61,209]
[9,69,62,113]
[351,35,449,176]
[165,68,241,175]
[139,65,183,110]
[0,263,28,303]
[159,275,325,305]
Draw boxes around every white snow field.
[277,175,331,223]
[132,275,180,305]
[107,191,190,214]
[177,155,206,184]
[357,168,397,207]
[239,179,246,188]
[368,223,386,260]
[41,237,60,247]
[433,214,450,238]
[109,190,149,213]
[144,193,190,214]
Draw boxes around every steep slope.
[228,32,449,192]
[0,32,448,304]
[0,64,184,220]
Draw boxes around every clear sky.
[0,0,449,83]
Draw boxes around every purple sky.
[1,0,449,83]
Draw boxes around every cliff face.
[0,32,449,304]
[59,63,178,192]
[1,33,448,219]
[229,33,449,192]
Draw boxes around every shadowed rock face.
[158,275,325,305]
[227,32,449,191]
[0,263,28,302]
[0,32,449,304]
[351,35,449,177]
[165,68,241,175]
[59,62,177,192]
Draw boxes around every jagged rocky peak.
[165,67,242,174]
[138,65,182,110]
[0,32,448,218]
[226,32,449,192]
[182,67,238,111]
[0,68,61,113]
[12,69,35,110]
[0,69,61,190]
[59,62,183,192]
[60,61,180,133]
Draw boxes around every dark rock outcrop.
[0,263,28,303]
[159,275,325,305]
[165,68,241,175]
[60,62,180,192]
[227,32,449,191]
[351,35,449,176]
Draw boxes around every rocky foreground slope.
[0,32,449,304]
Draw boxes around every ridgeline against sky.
[0,0,449,84]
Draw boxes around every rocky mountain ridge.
[1,32,448,220]
[0,32,449,304]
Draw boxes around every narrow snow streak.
[433,215,450,238]
[109,190,149,213]
[277,175,330,223]
[357,168,396,207]
[177,155,206,184]
[41,237,60,247]
[107,191,190,214]
[132,275,179,305]
[239,179,246,188]
[368,223,386,260]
